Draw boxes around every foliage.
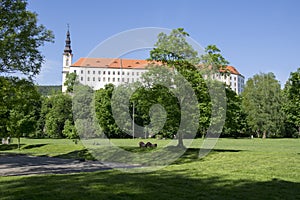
[0,0,54,79]
[200,45,230,74]
[62,119,78,139]
[37,85,61,96]
[283,68,300,137]
[42,93,73,138]
[0,77,41,148]
[242,73,284,138]
[149,28,200,65]
[94,84,124,138]
[64,72,78,93]
[222,87,248,137]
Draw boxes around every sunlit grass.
[0,138,299,199]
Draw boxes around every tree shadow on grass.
[0,144,24,151]
[54,149,96,161]
[22,144,47,150]
[54,146,242,166]
[0,170,299,200]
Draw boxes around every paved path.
[0,154,140,176]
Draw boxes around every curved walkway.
[0,154,140,176]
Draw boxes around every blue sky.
[27,0,300,86]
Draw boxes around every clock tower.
[62,26,73,92]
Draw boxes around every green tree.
[242,73,284,138]
[283,68,300,137]
[44,93,73,138]
[64,72,78,93]
[148,28,228,146]
[2,78,41,149]
[0,0,54,79]
[62,119,78,140]
[95,84,124,138]
[222,87,248,137]
[149,28,203,147]
[73,84,101,138]
[200,45,229,74]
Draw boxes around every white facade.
[212,72,245,94]
[69,66,148,90]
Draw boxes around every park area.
[0,138,299,199]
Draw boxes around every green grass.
[0,138,299,199]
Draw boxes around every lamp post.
[132,101,135,139]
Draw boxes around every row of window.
[74,69,144,76]
[80,76,140,83]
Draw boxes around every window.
[108,77,110,82]
[81,70,83,74]
[122,71,125,75]
[87,77,90,81]
[103,71,106,75]
[93,71,95,75]
[113,71,115,75]
[93,77,95,81]
[132,78,134,82]
[127,78,129,82]
[88,71,90,74]
[118,71,120,75]
[74,70,77,73]
[108,71,110,75]
[81,77,83,81]
[137,72,139,76]
[98,71,101,75]
[122,78,124,82]
[132,72,134,76]
[117,78,120,82]
[112,77,115,82]
[127,72,130,76]
[98,77,101,81]
[103,77,105,82]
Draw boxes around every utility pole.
[132,102,135,139]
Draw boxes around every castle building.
[62,30,245,94]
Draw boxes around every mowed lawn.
[0,138,299,200]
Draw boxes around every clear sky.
[27,0,300,86]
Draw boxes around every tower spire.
[64,24,72,54]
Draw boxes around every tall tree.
[64,72,78,93]
[222,87,248,137]
[242,73,284,138]
[283,68,300,137]
[0,0,54,79]
[43,93,73,138]
[1,77,41,149]
[149,28,206,147]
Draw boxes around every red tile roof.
[71,58,154,69]
[71,58,242,75]
[226,66,241,75]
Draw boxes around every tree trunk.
[298,126,300,138]
[262,130,267,139]
[18,137,20,150]
[177,132,184,148]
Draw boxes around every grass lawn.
[0,138,299,199]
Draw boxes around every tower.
[62,26,73,92]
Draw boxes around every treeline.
[1,67,299,141]
[37,85,61,96]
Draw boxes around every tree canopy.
[0,0,54,79]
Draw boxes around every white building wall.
[69,65,245,94]
[70,67,148,90]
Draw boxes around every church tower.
[62,26,73,92]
